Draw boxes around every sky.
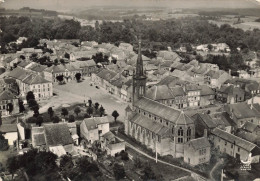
[0,0,259,11]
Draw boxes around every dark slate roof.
[32,133,46,146]
[218,85,244,95]
[146,85,174,100]
[0,124,17,133]
[102,131,115,141]
[134,97,182,124]
[44,123,74,146]
[192,113,216,128]
[18,61,31,68]
[211,128,257,152]
[187,137,210,150]
[0,68,5,75]
[0,90,17,101]
[131,113,170,137]
[237,131,259,144]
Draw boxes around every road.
[116,136,207,181]
[210,158,224,181]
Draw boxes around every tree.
[60,59,65,64]
[0,133,9,151]
[88,99,92,107]
[52,116,60,123]
[60,155,74,179]
[112,110,119,122]
[36,116,43,126]
[18,99,25,113]
[20,55,26,60]
[61,108,68,118]
[0,112,2,126]
[74,107,81,116]
[142,164,156,180]
[68,115,75,122]
[33,108,39,117]
[94,102,99,110]
[99,105,105,117]
[56,75,64,84]
[113,163,125,180]
[87,107,93,116]
[28,99,39,111]
[84,113,91,118]
[48,107,54,118]
[26,91,35,102]
[207,44,213,51]
[120,150,129,161]
[75,73,81,82]
[64,52,70,59]
[6,156,18,178]
[7,103,13,114]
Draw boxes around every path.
[116,136,207,181]
[210,158,223,181]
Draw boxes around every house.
[210,112,237,134]
[44,123,76,157]
[210,128,260,161]
[192,113,217,137]
[241,122,260,136]
[224,103,260,127]
[217,85,245,104]
[199,85,215,106]
[119,43,133,52]
[0,124,18,145]
[120,79,132,102]
[100,131,126,156]
[0,78,19,95]
[184,133,211,166]
[91,69,117,91]
[157,51,182,62]
[31,127,46,150]
[44,64,82,83]
[7,67,53,100]
[184,84,201,107]
[205,70,231,88]
[80,117,110,144]
[70,60,96,76]
[70,50,98,61]
[0,90,19,116]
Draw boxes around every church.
[124,40,195,157]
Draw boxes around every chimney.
[203,129,208,138]
[250,96,254,110]
[229,69,231,76]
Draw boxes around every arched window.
[187,127,191,137]
[178,127,183,136]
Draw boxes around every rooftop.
[187,137,210,150]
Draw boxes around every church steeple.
[136,39,144,77]
[132,39,147,107]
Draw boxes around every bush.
[120,150,129,161]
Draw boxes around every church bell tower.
[132,40,147,107]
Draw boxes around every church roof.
[134,97,181,124]
[146,85,174,100]
[175,111,194,125]
[131,113,170,137]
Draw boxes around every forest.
[1,15,260,53]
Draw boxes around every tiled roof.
[134,97,181,124]
[96,69,117,82]
[0,124,17,133]
[0,90,17,101]
[241,121,259,133]
[211,128,257,152]
[237,131,259,143]
[131,113,170,136]
[175,111,194,125]
[200,85,215,96]
[146,85,174,100]
[22,74,50,84]
[187,137,210,150]
[185,84,200,91]
[32,133,46,147]
[170,86,186,96]
[8,67,29,80]
[83,117,110,131]
[218,85,244,95]
[44,123,74,146]
[224,103,260,119]
[102,131,115,141]
[157,51,181,61]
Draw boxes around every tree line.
[1,16,260,54]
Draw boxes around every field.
[209,16,260,31]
